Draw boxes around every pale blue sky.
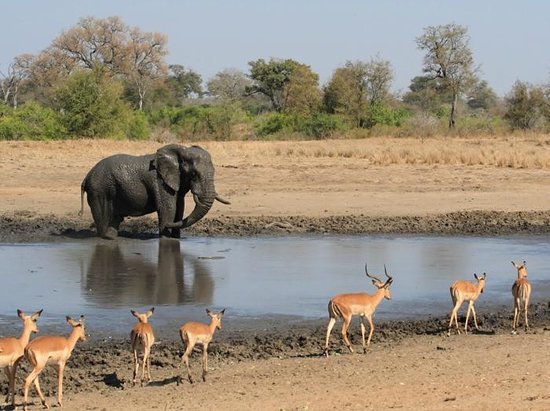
[2,0,549,96]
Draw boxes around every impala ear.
[17,309,24,319]
[147,307,155,318]
[474,273,478,280]
[206,308,213,317]
[219,309,226,316]
[31,309,43,321]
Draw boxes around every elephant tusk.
[193,193,205,207]
[215,194,231,205]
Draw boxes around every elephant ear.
[155,147,180,192]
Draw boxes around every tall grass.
[201,134,550,170]
[2,134,549,170]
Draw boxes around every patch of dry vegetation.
[2,134,550,171]
[201,134,550,169]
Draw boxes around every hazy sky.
[2,0,549,96]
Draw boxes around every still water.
[0,235,548,334]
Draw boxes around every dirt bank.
[1,139,549,410]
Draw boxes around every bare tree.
[123,28,168,110]
[207,68,251,101]
[52,16,127,72]
[416,23,477,128]
[1,54,34,108]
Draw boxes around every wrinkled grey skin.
[80,144,229,239]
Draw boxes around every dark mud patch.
[3,302,549,399]
[1,210,550,243]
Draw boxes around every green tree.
[164,64,203,104]
[55,69,133,138]
[402,75,452,114]
[467,80,498,111]
[504,81,549,130]
[416,23,477,128]
[324,58,393,127]
[247,58,320,114]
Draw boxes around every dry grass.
[203,134,550,170]
[2,134,550,170]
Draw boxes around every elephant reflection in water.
[82,240,214,306]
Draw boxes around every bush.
[294,113,348,139]
[125,110,150,140]
[364,105,411,128]
[0,101,66,140]
[55,69,137,139]
[253,112,292,137]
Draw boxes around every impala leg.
[341,315,353,353]
[57,362,65,407]
[202,343,209,382]
[181,340,195,384]
[4,366,12,403]
[24,366,48,410]
[471,303,479,330]
[140,349,148,386]
[464,301,474,334]
[33,375,48,409]
[146,346,152,383]
[132,349,139,386]
[524,296,530,331]
[360,316,367,353]
[448,301,462,335]
[324,317,336,356]
[365,314,375,350]
[512,298,519,333]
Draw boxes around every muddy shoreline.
[1,209,550,243]
[2,209,550,404]
[2,303,549,399]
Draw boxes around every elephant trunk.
[181,193,215,228]
[166,189,216,229]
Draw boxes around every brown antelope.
[511,261,532,334]
[130,308,155,386]
[0,309,43,407]
[179,308,225,383]
[448,273,486,336]
[23,315,86,411]
[324,264,393,356]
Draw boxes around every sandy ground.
[1,138,550,410]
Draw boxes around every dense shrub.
[294,113,348,139]
[55,69,138,139]
[253,112,291,136]
[0,101,66,140]
[148,103,248,140]
[364,105,411,128]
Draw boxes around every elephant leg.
[157,199,178,238]
[106,215,124,239]
[89,195,113,238]
[170,196,184,238]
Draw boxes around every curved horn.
[384,264,393,285]
[365,263,382,283]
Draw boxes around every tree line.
[1,16,549,141]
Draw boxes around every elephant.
[80,144,229,239]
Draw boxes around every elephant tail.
[79,178,87,217]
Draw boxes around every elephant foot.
[103,227,119,240]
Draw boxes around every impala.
[179,308,225,383]
[130,308,155,386]
[511,261,532,334]
[324,263,393,356]
[0,309,43,407]
[448,273,486,336]
[23,315,86,411]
